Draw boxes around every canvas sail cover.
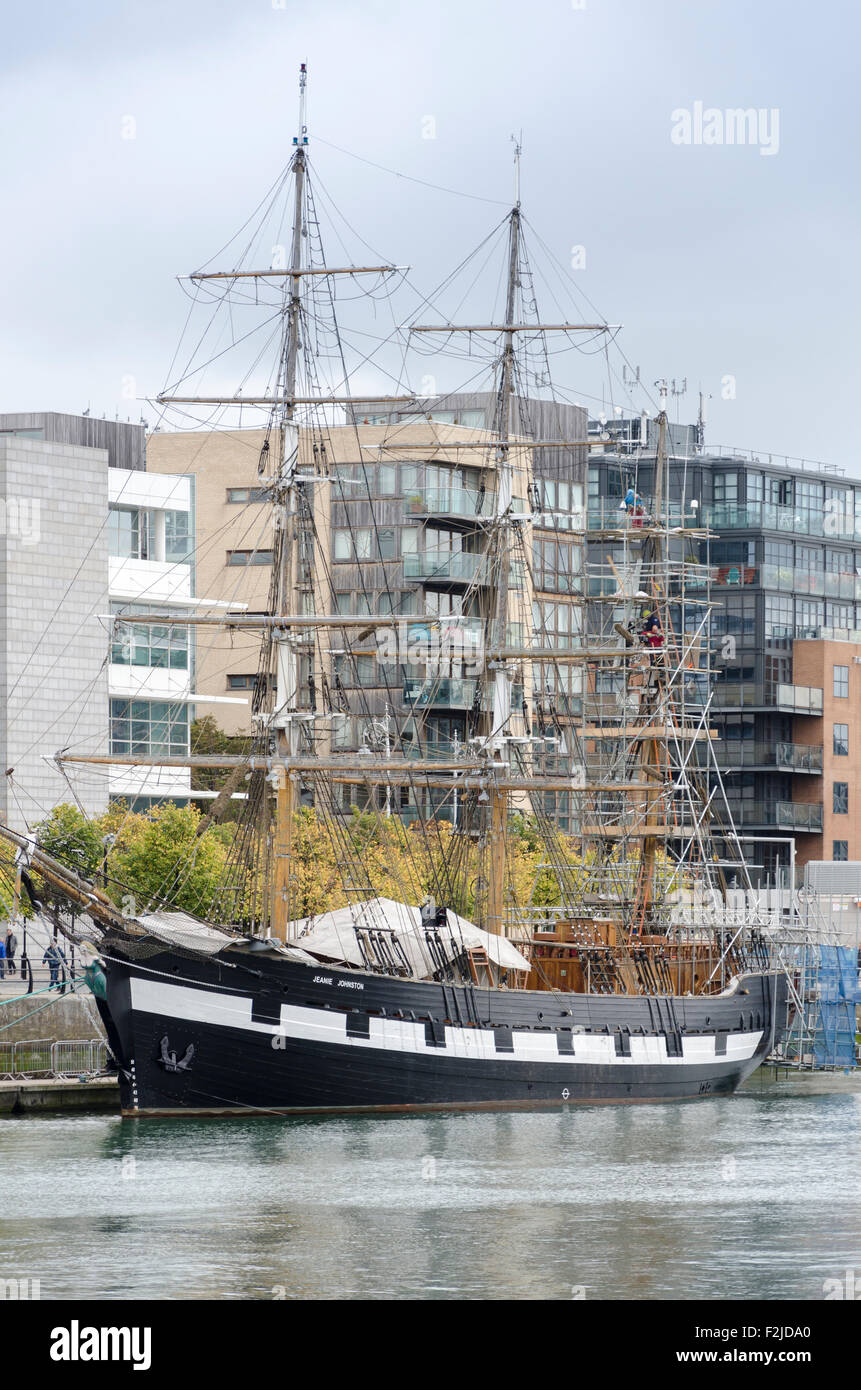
[289,897,530,978]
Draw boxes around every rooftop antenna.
[696,390,711,451]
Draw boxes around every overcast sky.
[3,0,860,471]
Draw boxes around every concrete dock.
[0,1076,119,1114]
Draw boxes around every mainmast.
[635,380,669,924]
[271,63,310,941]
[486,141,522,936]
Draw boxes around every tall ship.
[0,70,787,1114]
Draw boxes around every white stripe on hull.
[129,977,765,1067]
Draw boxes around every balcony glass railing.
[707,501,860,541]
[403,677,479,709]
[403,551,488,584]
[775,683,823,715]
[711,682,823,713]
[586,502,696,531]
[760,565,861,599]
[704,740,824,772]
[404,617,483,654]
[405,487,496,519]
[726,800,823,831]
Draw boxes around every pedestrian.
[0,934,6,981]
[5,927,16,974]
[43,941,66,989]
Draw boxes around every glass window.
[833,782,849,814]
[747,473,763,503]
[110,604,188,670]
[796,479,824,510]
[834,665,849,698]
[764,541,793,566]
[108,507,148,559]
[796,598,823,633]
[834,723,849,756]
[764,595,793,638]
[378,466,397,494]
[226,487,269,504]
[833,840,849,861]
[334,528,396,560]
[796,545,822,572]
[826,549,853,573]
[335,655,377,686]
[110,699,189,757]
[766,476,792,507]
[165,510,191,562]
[713,473,738,503]
[826,602,853,628]
[226,550,274,566]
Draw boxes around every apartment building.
[146,398,588,827]
[0,411,242,823]
[587,422,861,878]
[145,428,274,735]
[107,467,195,810]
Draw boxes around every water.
[1,1078,859,1300]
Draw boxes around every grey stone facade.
[0,438,108,831]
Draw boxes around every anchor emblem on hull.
[157,1035,195,1073]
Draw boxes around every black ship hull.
[93,944,787,1116]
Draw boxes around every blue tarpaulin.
[812,945,859,1068]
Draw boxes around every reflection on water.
[1,1081,859,1300]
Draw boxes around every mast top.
[511,132,522,210]
[294,62,308,149]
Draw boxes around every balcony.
[775,683,823,715]
[727,800,823,832]
[403,677,479,709]
[404,617,483,658]
[706,740,824,773]
[761,565,861,601]
[403,678,523,711]
[585,502,696,532]
[712,681,823,714]
[405,487,527,522]
[404,550,488,586]
[707,501,860,541]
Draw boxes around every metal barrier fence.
[0,1039,107,1079]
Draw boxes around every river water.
[1,1075,859,1300]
